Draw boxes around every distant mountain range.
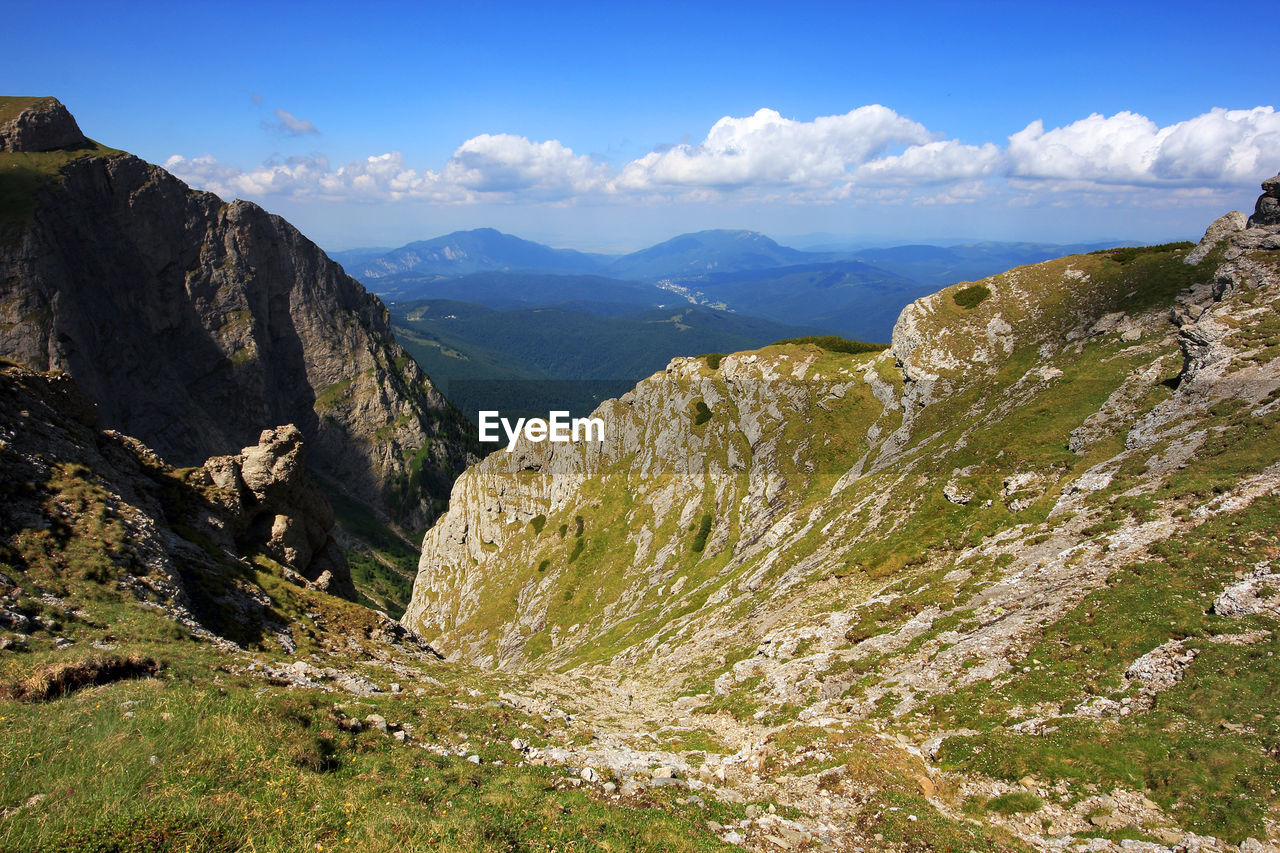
[851,241,1122,288]
[663,261,926,342]
[331,228,943,341]
[329,227,1129,423]
[331,227,1124,290]
[603,229,839,280]
[330,228,609,279]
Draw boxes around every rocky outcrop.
[0,363,354,647]
[400,343,901,668]
[0,97,87,153]
[0,96,475,528]
[1185,210,1247,264]
[1248,172,1280,227]
[199,424,355,598]
[401,349,854,665]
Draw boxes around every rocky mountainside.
[4,359,752,853]
[403,176,1280,850]
[0,361,356,644]
[0,96,475,530]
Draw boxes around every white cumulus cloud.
[165,104,1280,209]
[855,140,1003,185]
[442,134,609,197]
[166,134,607,204]
[1006,107,1280,186]
[617,106,933,190]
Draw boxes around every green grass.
[983,792,1043,815]
[0,652,737,853]
[0,477,739,853]
[695,676,763,720]
[952,284,991,309]
[854,789,1025,852]
[1092,242,1195,265]
[936,496,1280,843]
[0,96,54,123]
[313,378,354,411]
[770,336,886,355]
[690,514,713,554]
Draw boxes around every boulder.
[1186,210,1247,264]
[1249,172,1280,228]
[199,424,354,599]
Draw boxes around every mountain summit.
[602,229,812,279]
[338,227,610,279]
[0,96,87,153]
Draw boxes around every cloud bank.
[167,104,1280,207]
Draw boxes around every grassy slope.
[0,469,736,852]
[694,245,1280,840]
[326,488,420,620]
[934,496,1280,843]
[413,241,1280,841]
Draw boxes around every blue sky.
[5,1,1278,251]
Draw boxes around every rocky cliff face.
[0,97,475,529]
[405,173,1280,701]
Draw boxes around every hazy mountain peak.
[344,227,610,279]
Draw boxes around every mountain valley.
[388,299,827,424]
[2,94,1280,853]
[334,227,1121,412]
